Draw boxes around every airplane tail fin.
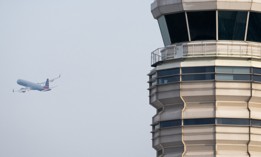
[44,79,49,88]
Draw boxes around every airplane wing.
[13,87,31,93]
[49,74,61,82]
[37,74,61,85]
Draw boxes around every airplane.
[13,75,61,93]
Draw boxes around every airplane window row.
[158,11,261,45]
[152,118,261,130]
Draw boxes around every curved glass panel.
[187,11,216,41]
[219,11,247,40]
[247,12,261,42]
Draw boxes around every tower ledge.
[151,41,261,66]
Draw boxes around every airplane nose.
[17,79,22,85]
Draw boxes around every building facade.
[148,0,261,156]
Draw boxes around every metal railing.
[151,42,261,66]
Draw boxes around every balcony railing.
[151,42,261,66]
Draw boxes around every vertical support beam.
[214,74,217,157]
[244,11,250,41]
[216,10,219,40]
[185,12,191,41]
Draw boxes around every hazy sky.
[0,0,163,157]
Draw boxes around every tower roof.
[152,0,261,18]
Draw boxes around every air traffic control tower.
[148,0,261,156]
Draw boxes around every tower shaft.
[149,1,261,156]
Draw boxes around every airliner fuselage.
[17,79,47,91]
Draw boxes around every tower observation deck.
[148,0,261,157]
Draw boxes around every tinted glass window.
[247,12,261,42]
[233,74,251,80]
[155,66,261,83]
[165,13,189,44]
[217,118,249,125]
[184,118,215,125]
[158,16,171,46]
[182,66,215,74]
[233,67,250,74]
[216,74,233,80]
[157,118,260,127]
[253,75,261,82]
[219,11,247,40]
[251,119,261,126]
[216,67,250,74]
[216,74,250,81]
[158,68,180,77]
[182,74,215,81]
[160,120,182,128]
[158,76,180,84]
[253,68,261,74]
[187,11,216,41]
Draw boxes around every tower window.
[182,66,215,74]
[253,75,261,82]
[160,120,182,128]
[156,11,261,45]
[216,67,251,81]
[156,118,261,128]
[164,12,189,44]
[216,118,249,126]
[187,11,216,41]
[218,11,247,40]
[184,118,215,125]
[182,74,215,81]
[251,119,261,127]
[158,76,180,84]
[158,68,180,77]
[253,67,261,74]
[216,67,250,74]
[247,12,261,42]
[157,68,180,84]
[181,66,215,81]
[151,66,261,85]
[158,13,189,45]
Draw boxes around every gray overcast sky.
[0,0,162,157]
